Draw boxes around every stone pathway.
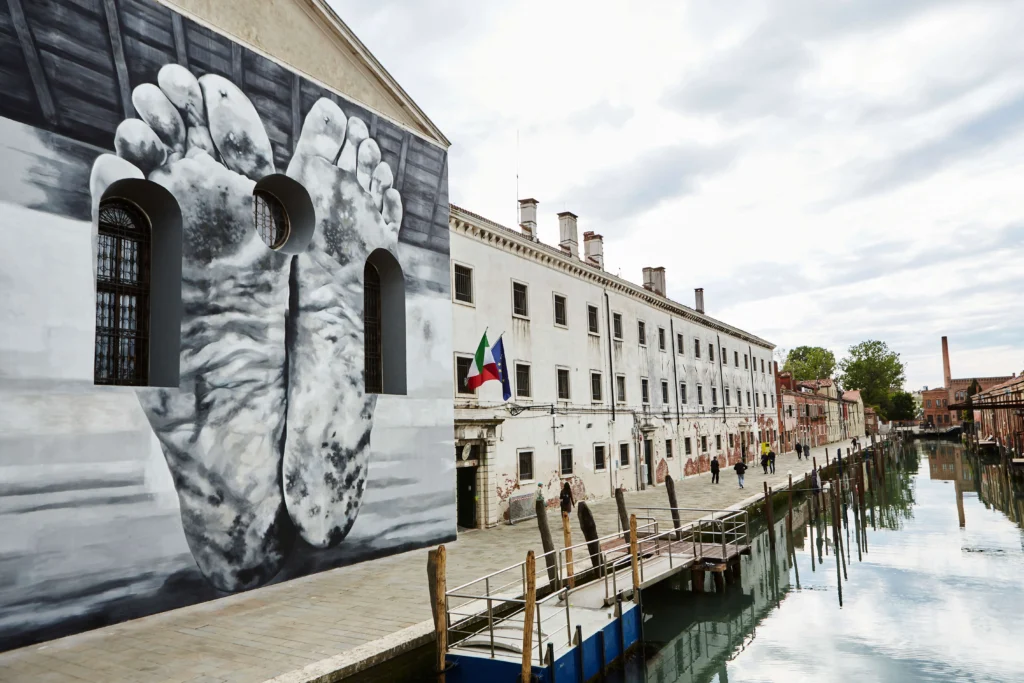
[0,440,856,683]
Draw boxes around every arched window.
[95,200,151,385]
[253,189,290,250]
[364,261,384,394]
[364,249,407,395]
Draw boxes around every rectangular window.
[697,385,704,405]
[518,450,534,480]
[616,375,626,403]
[926,399,932,408]
[680,382,688,404]
[512,281,529,317]
[557,368,571,400]
[641,378,650,404]
[763,393,767,408]
[594,444,606,471]
[666,439,673,459]
[708,344,715,362]
[591,372,603,402]
[722,346,727,362]
[736,389,741,407]
[455,355,474,395]
[553,294,567,327]
[658,327,666,351]
[755,393,760,407]
[587,304,600,334]
[619,442,630,467]
[453,264,473,303]
[661,380,669,405]
[701,435,708,452]
[638,321,647,346]
[694,339,701,358]
[716,435,722,450]
[515,363,531,398]
[761,359,765,373]
[725,387,731,406]
[712,387,718,406]
[744,354,749,369]
[728,433,734,448]
[734,351,739,367]
[613,313,623,340]
[560,448,573,476]
[677,333,684,354]
[685,437,692,455]
[771,395,775,408]
[747,391,752,406]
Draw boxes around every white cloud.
[331,0,1024,389]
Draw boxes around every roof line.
[450,204,775,350]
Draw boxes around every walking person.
[769,448,776,474]
[734,459,748,489]
[559,481,575,515]
[710,456,720,484]
[761,451,769,474]
[795,441,803,460]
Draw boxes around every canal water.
[376,442,1024,683]
[616,441,1024,683]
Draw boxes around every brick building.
[938,336,1013,426]
[775,368,864,450]
[922,387,951,428]
[972,375,1024,452]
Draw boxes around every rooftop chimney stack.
[695,288,705,314]
[642,267,655,291]
[941,336,952,389]
[518,198,538,240]
[582,231,604,269]
[651,267,666,297]
[557,211,579,257]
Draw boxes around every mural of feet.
[88,64,403,592]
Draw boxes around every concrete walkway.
[0,439,856,683]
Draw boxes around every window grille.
[454,264,473,303]
[95,201,150,386]
[364,263,383,393]
[253,189,289,250]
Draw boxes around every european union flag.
[491,336,512,401]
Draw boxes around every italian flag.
[466,332,500,390]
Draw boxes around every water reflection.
[628,442,1024,683]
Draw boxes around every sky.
[332,0,1024,391]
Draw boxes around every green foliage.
[838,340,907,418]
[888,391,917,422]
[783,346,837,381]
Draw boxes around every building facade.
[938,336,1012,427]
[449,201,778,527]
[775,371,865,451]
[922,387,952,428]
[0,0,455,651]
[973,375,1024,452]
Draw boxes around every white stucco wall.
[450,209,777,524]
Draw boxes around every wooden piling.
[428,545,447,676]
[615,488,630,544]
[577,501,603,568]
[535,499,559,586]
[521,550,536,683]
[629,514,640,600]
[561,512,575,589]
[665,475,682,533]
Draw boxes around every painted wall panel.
[0,0,453,652]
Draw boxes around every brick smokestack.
[941,336,952,388]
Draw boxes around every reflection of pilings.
[954,451,966,529]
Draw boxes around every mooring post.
[665,475,682,535]
[574,625,583,683]
[615,487,630,544]
[536,498,559,587]
[577,501,603,569]
[629,514,640,601]
[428,545,447,677]
[562,512,575,589]
[522,550,536,683]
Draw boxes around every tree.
[838,340,907,417]
[783,346,837,381]
[888,391,917,422]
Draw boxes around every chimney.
[518,198,538,240]
[941,336,952,389]
[694,288,705,314]
[642,267,666,296]
[582,231,604,269]
[557,211,578,257]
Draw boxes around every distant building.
[775,369,864,450]
[939,336,1013,426]
[922,387,950,428]
[865,406,880,434]
[972,375,1024,450]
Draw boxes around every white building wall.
[450,208,777,525]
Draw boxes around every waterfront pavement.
[0,439,859,683]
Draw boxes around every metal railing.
[444,506,749,666]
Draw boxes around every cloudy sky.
[333,0,1024,391]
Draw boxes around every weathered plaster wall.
[0,0,453,651]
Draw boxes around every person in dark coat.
[559,481,575,515]
[710,456,720,484]
[796,442,803,460]
[734,460,748,488]
[769,449,776,474]
[761,452,769,474]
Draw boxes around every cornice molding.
[451,206,775,350]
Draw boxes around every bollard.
[629,514,640,600]
[536,498,559,586]
[577,501,603,569]
[521,551,537,683]
[562,512,575,589]
[665,475,682,534]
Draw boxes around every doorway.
[644,439,654,485]
[456,466,478,530]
